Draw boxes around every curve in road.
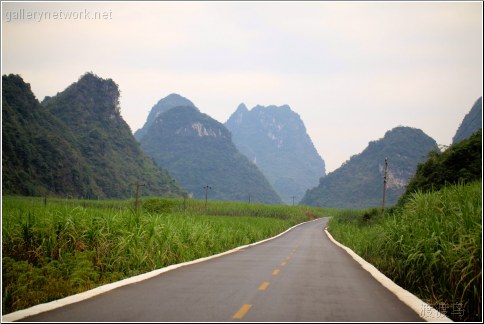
[8,218,447,322]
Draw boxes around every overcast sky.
[2,1,482,172]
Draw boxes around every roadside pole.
[381,158,388,214]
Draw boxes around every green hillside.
[2,73,185,199]
[398,129,482,205]
[452,97,482,144]
[300,126,438,209]
[139,103,283,204]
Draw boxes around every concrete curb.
[2,218,320,322]
[324,227,453,322]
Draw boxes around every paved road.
[19,218,423,322]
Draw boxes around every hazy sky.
[2,1,482,172]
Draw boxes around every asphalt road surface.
[18,217,423,322]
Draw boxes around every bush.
[141,197,176,213]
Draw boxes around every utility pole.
[183,193,188,211]
[381,158,388,214]
[135,180,145,211]
[291,196,297,206]
[248,194,251,204]
[203,185,212,209]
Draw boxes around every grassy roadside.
[327,181,482,322]
[2,196,324,315]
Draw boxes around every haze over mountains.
[300,96,482,209]
[225,103,326,204]
[135,95,283,204]
[134,94,195,142]
[2,71,481,208]
[300,126,439,209]
[452,97,482,145]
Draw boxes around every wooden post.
[381,158,388,214]
[203,185,211,209]
[135,180,145,211]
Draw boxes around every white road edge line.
[324,227,453,322]
[2,218,322,322]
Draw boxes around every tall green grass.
[2,196,324,314]
[328,181,482,321]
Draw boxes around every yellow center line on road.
[232,304,252,320]
[258,281,270,291]
[232,236,305,320]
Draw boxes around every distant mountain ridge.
[138,95,283,204]
[300,126,438,209]
[134,93,195,141]
[2,73,185,199]
[8,73,470,207]
[452,97,482,144]
[225,103,325,204]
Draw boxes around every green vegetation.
[134,93,195,141]
[2,73,185,199]
[328,182,481,321]
[2,196,323,315]
[139,104,283,204]
[327,131,482,321]
[399,130,482,205]
[452,96,482,145]
[301,126,438,209]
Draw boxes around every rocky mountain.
[2,73,185,199]
[452,97,482,144]
[300,126,438,209]
[138,96,283,204]
[134,93,195,141]
[225,104,326,204]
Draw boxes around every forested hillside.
[452,97,482,144]
[300,126,438,209]
[399,129,482,204]
[2,73,185,199]
[139,102,283,204]
[134,93,195,141]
